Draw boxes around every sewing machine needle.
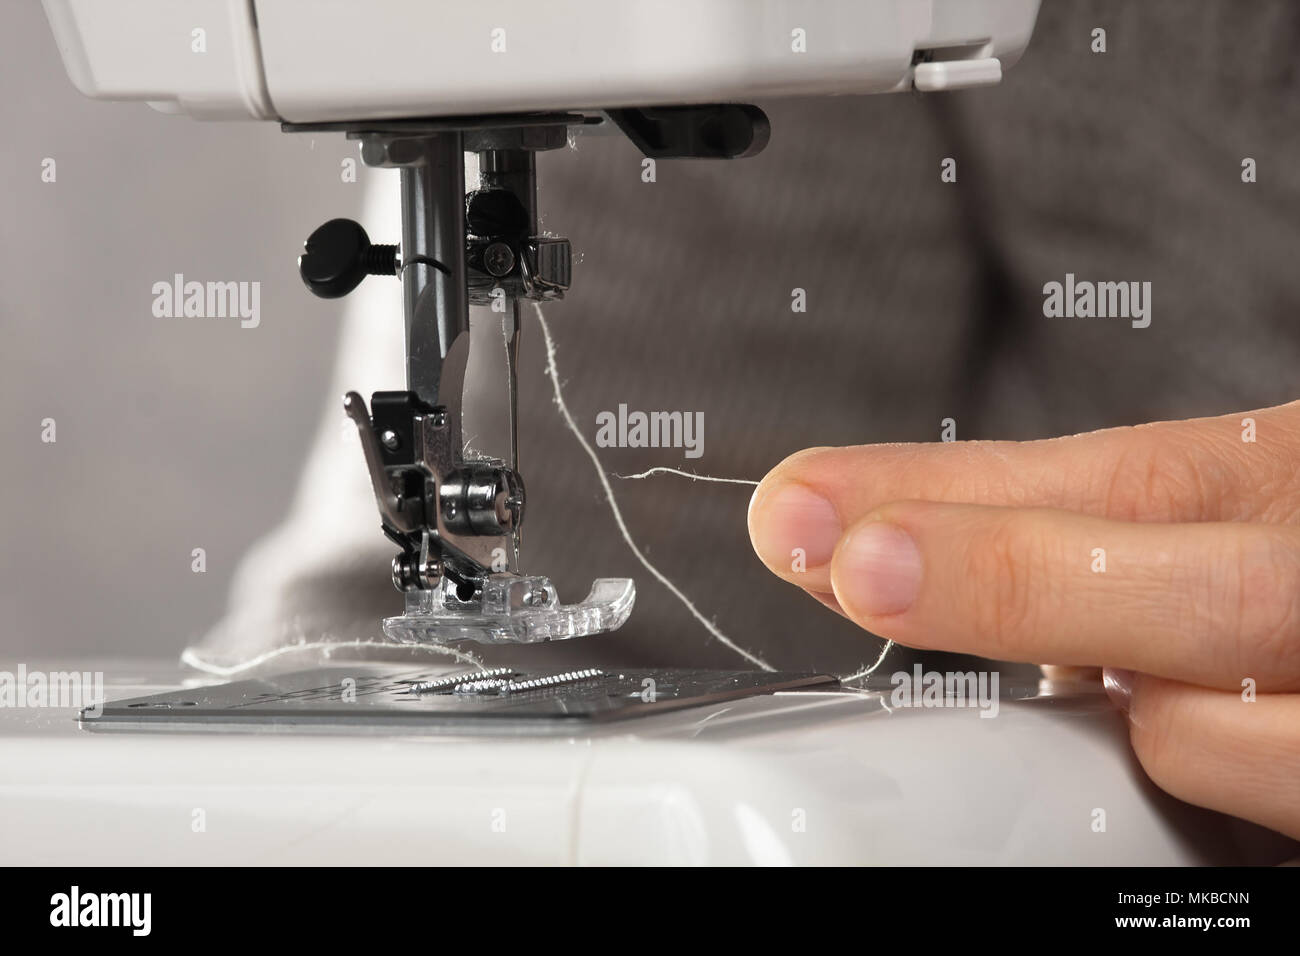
[507,297,522,568]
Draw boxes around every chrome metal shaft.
[400,133,468,405]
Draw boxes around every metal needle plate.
[79,666,838,731]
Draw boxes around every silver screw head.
[483,242,515,277]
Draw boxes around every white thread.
[180,639,485,678]
[617,466,758,486]
[838,639,896,685]
[534,303,774,672]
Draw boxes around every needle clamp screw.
[299,218,398,299]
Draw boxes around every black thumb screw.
[299,218,398,299]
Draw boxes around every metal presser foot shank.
[296,118,634,645]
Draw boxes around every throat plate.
[80,666,839,731]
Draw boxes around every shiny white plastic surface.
[43,0,1041,122]
[0,661,1292,865]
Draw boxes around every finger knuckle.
[1225,532,1300,686]
[1097,435,1218,522]
[964,514,1044,658]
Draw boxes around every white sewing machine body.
[3,661,1292,866]
[45,0,1040,121]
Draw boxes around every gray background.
[3,1,364,656]
[4,0,1300,673]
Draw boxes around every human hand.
[747,402,1300,839]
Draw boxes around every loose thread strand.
[180,639,486,678]
[838,639,896,685]
[533,303,774,672]
[615,466,759,486]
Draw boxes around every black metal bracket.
[606,105,770,159]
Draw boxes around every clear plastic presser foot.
[383,575,636,645]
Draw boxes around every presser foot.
[383,573,635,646]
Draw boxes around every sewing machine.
[25,0,1297,865]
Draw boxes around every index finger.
[748,402,1299,594]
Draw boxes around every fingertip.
[830,518,924,625]
[747,480,842,585]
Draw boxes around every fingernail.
[748,483,842,571]
[1103,668,1134,715]
[834,522,922,617]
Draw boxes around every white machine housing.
[44,0,1042,122]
